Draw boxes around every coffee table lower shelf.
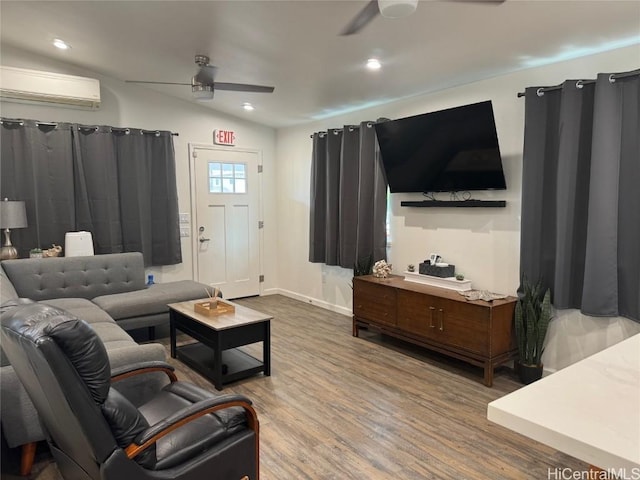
[176,342,265,387]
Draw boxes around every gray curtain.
[0,120,75,257]
[309,121,387,269]
[520,70,639,321]
[73,125,123,254]
[339,126,361,267]
[325,129,343,266]
[309,133,327,263]
[356,121,388,264]
[140,130,182,266]
[0,119,182,266]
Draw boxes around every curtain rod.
[516,69,640,98]
[0,118,179,136]
[309,122,374,138]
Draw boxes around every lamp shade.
[0,200,27,229]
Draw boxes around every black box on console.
[419,261,455,278]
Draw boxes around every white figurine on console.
[372,260,392,279]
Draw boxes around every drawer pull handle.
[439,309,444,331]
[429,306,435,328]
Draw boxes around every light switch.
[179,213,189,224]
[180,227,190,237]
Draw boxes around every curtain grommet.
[609,74,616,84]
[536,88,545,97]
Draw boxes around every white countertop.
[487,333,640,470]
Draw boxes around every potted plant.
[514,276,552,384]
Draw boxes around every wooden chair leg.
[20,442,37,476]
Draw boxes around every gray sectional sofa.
[2,252,211,335]
[0,252,213,475]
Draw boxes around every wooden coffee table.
[168,299,272,390]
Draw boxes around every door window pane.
[210,178,222,193]
[208,161,248,194]
[222,163,234,177]
[235,179,247,193]
[222,178,234,193]
[209,162,221,177]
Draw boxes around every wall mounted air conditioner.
[0,66,101,109]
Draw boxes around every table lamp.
[0,198,28,260]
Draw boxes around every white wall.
[0,45,279,292]
[274,44,640,371]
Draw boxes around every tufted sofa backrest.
[1,253,146,301]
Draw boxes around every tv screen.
[374,100,506,193]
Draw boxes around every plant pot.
[517,362,543,384]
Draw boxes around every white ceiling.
[1,1,639,128]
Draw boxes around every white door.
[192,146,261,299]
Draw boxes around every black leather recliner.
[0,301,259,480]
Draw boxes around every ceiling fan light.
[378,0,418,18]
[192,84,214,101]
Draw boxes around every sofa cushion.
[1,253,145,301]
[42,299,139,349]
[92,281,210,321]
[43,298,116,325]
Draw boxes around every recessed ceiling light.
[53,38,71,50]
[366,58,381,70]
[243,103,255,111]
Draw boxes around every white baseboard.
[262,288,352,317]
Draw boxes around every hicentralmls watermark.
[548,467,640,480]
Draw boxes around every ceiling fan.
[340,0,505,36]
[125,55,275,100]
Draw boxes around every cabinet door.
[353,280,396,327]
[437,301,489,355]
[397,290,439,339]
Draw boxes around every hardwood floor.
[4,294,586,479]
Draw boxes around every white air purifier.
[65,231,94,257]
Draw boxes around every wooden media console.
[352,275,517,386]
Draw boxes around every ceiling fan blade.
[214,82,275,93]
[340,0,380,36]
[125,80,193,86]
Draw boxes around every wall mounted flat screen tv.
[374,100,506,193]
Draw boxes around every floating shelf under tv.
[400,200,506,208]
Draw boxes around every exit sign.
[214,129,236,146]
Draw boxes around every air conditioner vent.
[0,66,101,109]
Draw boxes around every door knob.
[199,237,210,243]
